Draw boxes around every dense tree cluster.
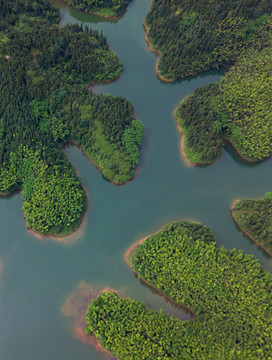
[231,197,272,255]
[64,0,132,17]
[86,222,272,359]
[145,0,272,80]
[176,46,272,164]
[0,0,143,236]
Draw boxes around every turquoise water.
[0,1,271,359]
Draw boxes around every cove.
[0,1,271,359]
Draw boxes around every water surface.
[0,1,271,359]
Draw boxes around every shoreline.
[173,106,218,167]
[144,19,270,167]
[124,227,196,319]
[66,4,126,21]
[27,183,89,243]
[173,109,196,167]
[80,287,118,360]
[223,137,258,164]
[143,21,176,83]
[173,99,261,167]
[61,282,117,359]
[0,187,23,198]
[230,199,272,257]
[63,140,137,186]
[143,21,229,83]
[87,72,122,89]
[0,185,88,242]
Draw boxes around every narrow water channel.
[0,1,271,359]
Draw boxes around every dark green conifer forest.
[176,46,272,164]
[0,0,143,236]
[86,222,272,359]
[145,0,272,80]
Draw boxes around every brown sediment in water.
[55,0,125,21]
[125,228,196,319]
[27,184,89,244]
[61,281,117,359]
[143,21,175,83]
[230,199,272,257]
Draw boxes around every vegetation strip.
[86,221,272,359]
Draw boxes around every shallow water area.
[0,0,272,359]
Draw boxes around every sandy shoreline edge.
[143,21,176,83]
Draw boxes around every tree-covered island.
[144,0,272,165]
[85,221,272,359]
[231,193,272,256]
[63,0,133,18]
[0,0,143,237]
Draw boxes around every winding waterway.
[0,1,272,359]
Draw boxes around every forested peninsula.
[0,0,143,237]
[64,0,132,18]
[145,0,272,80]
[85,221,272,359]
[175,46,272,165]
[145,1,272,164]
[231,194,272,256]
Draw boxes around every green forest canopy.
[175,46,272,164]
[231,195,272,255]
[86,221,272,359]
[0,0,143,236]
[145,0,272,80]
[146,0,272,164]
[64,0,132,17]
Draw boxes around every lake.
[0,1,271,359]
